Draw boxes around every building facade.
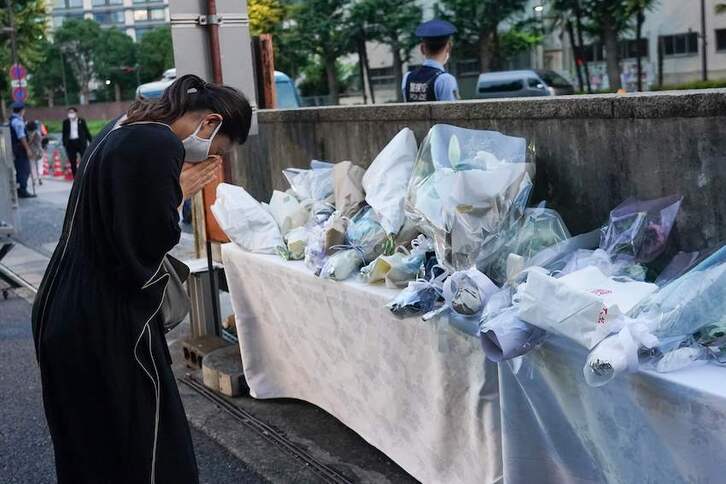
[49,0,169,41]
[357,0,726,102]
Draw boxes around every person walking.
[32,74,252,484]
[61,106,92,177]
[402,19,460,102]
[27,120,45,188]
[9,102,36,199]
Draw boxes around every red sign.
[9,63,27,81]
[12,86,28,103]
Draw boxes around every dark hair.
[124,74,253,144]
[12,105,24,113]
[67,107,78,112]
[423,36,450,55]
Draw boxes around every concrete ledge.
[258,89,726,124]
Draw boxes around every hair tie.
[186,87,198,94]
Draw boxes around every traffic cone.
[41,152,49,177]
[64,163,74,181]
[52,149,64,178]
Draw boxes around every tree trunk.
[478,31,495,72]
[324,57,339,105]
[357,36,368,104]
[114,83,121,102]
[361,39,375,104]
[47,92,55,107]
[391,41,403,103]
[603,18,622,90]
[574,1,592,93]
[566,20,585,92]
[636,10,644,91]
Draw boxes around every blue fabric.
[14,154,30,192]
[415,19,456,38]
[10,114,27,159]
[402,60,459,102]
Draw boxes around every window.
[135,26,157,40]
[94,10,125,25]
[93,0,123,5]
[619,39,648,59]
[54,0,83,8]
[478,79,524,94]
[528,78,543,88]
[134,0,163,4]
[52,13,83,27]
[717,29,726,52]
[660,32,698,56]
[537,70,572,89]
[135,7,165,22]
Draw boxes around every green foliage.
[137,26,173,83]
[349,0,421,64]
[94,27,138,100]
[249,0,285,36]
[297,59,353,96]
[435,0,531,69]
[498,20,543,61]
[716,3,726,14]
[53,19,104,100]
[651,79,726,91]
[286,0,352,61]
[28,38,80,106]
[0,0,48,103]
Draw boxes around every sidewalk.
[1,177,418,483]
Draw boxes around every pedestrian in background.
[9,102,36,199]
[403,19,460,102]
[61,106,92,177]
[27,120,45,188]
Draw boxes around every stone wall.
[234,89,726,252]
[25,101,131,123]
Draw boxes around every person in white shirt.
[61,107,92,177]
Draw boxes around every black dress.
[31,121,199,484]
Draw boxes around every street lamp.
[533,5,545,13]
[105,79,111,86]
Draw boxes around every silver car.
[476,70,575,99]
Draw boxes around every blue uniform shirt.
[10,114,26,141]
[402,59,459,102]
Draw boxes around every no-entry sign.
[12,86,28,103]
[9,64,27,81]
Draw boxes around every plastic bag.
[406,124,534,272]
[323,211,348,254]
[344,207,389,262]
[268,190,309,236]
[387,269,447,319]
[362,128,417,235]
[361,235,432,287]
[283,167,334,202]
[480,307,547,362]
[525,229,601,275]
[485,205,571,283]
[333,161,366,217]
[518,266,657,349]
[211,183,283,254]
[304,224,328,275]
[285,226,309,260]
[320,249,364,281]
[600,195,682,263]
[561,248,647,281]
[655,249,713,286]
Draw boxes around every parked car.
[475,70,575,99]
[136,68,302,109]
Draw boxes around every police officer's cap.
[11,101,25,111]
[415,19,457,39]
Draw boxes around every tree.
[137,26,174,83]
[54,19,103,104]
[717,3,726,14]
[249,0,285,36]
[286,0,353,104]
[550,0,591,92]
[582,0,628,90]
[94,28,137,101]
[435,0,529,72]
[626,0,657,91]
[28,38,79,106]
[0,0,47,110]
[349,0,422,102]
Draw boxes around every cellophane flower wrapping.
[405,124,535,273]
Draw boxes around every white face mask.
[68,112,77,120]
[182,118,222,163]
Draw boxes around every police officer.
[403,19,459,102]
[9,102,36,198]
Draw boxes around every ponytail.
[124,74,252,144]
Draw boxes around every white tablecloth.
[222,244,503,484]
[498,337,726,484]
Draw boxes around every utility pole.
[701,0,708,81]
[6,0,19,68]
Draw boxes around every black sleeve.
[103,127,184,289]
[62,120,68,146]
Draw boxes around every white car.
[135,68,177,99]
